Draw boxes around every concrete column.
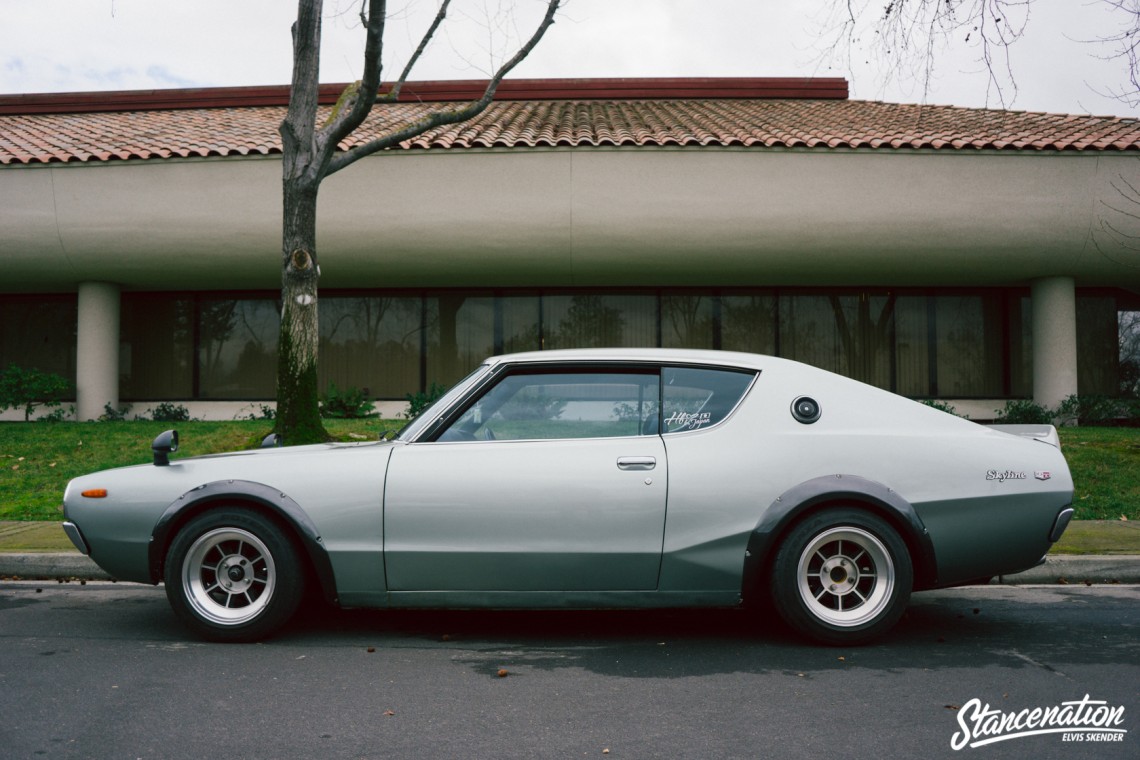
[76,282,121,421]
[1031,276,1078,411]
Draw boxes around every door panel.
[384,437,667,591]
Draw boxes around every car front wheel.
[771,508,912,645]
[164,508,304,642]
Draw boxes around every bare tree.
[1093,0,1140,106]
[817,1,1140,109]
[814,0,1030,108]
[276,0,560,443]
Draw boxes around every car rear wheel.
[771,508,912,645]
[164,508,304,642]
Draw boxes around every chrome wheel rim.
[796,526,895,628]
[182,527,275,626]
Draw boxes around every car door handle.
[617,456,656,471]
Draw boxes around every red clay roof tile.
[1,82,1138,166]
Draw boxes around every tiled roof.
[2,80,1138,165]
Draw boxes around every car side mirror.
[152,429,179,466]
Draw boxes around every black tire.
[770,508,912,645]
[164,508,305,642]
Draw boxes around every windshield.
[394,364,493,441]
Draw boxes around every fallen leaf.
[1121,515,1129,522]
[367,647,376,653]
[1057,577,1069,585]
[383,710,395,717]
[945,704,961,711]
[497,669,509,678]
[837,656,845,661]
[602,750,610,755]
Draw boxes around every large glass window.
[11,286,1132,405]
[1122,305,1140,397]
[438,370,658,441]
[933,294,1003,397]
[721,293,776,354]
[778,293,896,387]
[320,295,423,399]
[1077,294,1120,396]
[120,295,193,399]
[0,296,76,388]
[427,294,494,390]
[543,294,656,349]
[661,294,714,349]
[197,297,278,399]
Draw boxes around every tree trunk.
[275,180,329,443]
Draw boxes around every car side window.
[437,370,659,441]
[661,367,756,433]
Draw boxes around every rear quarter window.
[662,366,756,433]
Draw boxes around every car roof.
[484,347,778,371]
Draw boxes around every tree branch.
[325,0,560,176]
[381,0,454,103]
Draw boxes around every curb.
[995,555,1140,585]
[0,553,113,581]
[1,552,1139,585]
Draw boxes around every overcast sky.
[2,0,1138,117]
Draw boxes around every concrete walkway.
[2,519,1138,584]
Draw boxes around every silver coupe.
[62,349,1074,644]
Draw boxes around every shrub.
[920,399,967,418]
[38,404,74,423]
[100,402,129,422]
[994,398,1053,424]
[320,383,375,419]
[1054,394,1127,426]
[405,383,447,419]
[0,364,71,421]
[236,403,277,421]
[148,402,192,422]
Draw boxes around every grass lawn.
[0,419,401,521]
[1,421,1136,521]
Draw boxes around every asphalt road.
[1,582,1136,759]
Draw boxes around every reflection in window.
[661,294,713,348]
[427,294,494,389]
[121,296,193,399]
[662,367,755,433]
[197,298,278,399]
[321,296,423,399]
[438,371,657,441]
[935,295,1002,397]
[1077,295,1119,396]
[0,296,76,387]
[500,295,541,354]
[543,294,655,349]
[721,294,776,354]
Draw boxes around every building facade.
[1,78,1138,420]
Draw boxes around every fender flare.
[741,474,938,601]
[148,480,339,605]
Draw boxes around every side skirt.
[342,590,743,610]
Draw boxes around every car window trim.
[417,362,661,443]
